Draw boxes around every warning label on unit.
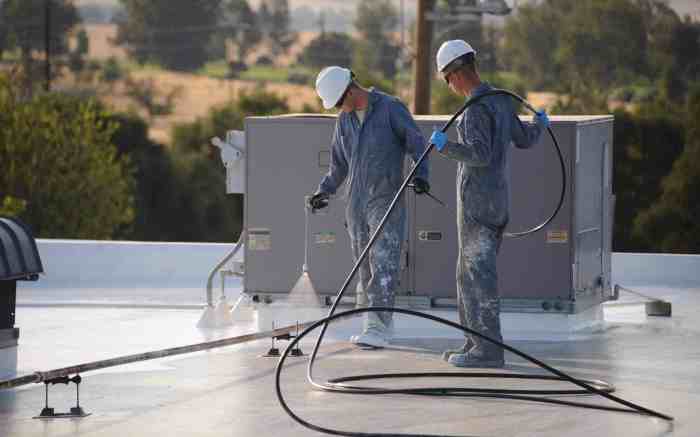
[546,230,569,244]
[418,231,443,242]
[314,232,336,244]
[248,229,271,251]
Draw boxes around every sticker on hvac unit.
[248,229,271,251]
[418,231,443,242]
[314,232,336,245]
[546,230,569,244]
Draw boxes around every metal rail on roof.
[0,320,314,390]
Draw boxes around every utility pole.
[399,0,405,51]
[44,0,51,92]
[413,0,434,114]
[318,10,326,36]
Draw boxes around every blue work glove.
[430,130,447,152]
[534,110,550,129]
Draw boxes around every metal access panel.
[408,115,614,313]
[244,114,614,314]
[244,115,408,297]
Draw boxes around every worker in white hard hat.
[430,40,550,368]
[308,66,431,348]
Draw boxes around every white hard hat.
[436,40,476,73]
[315,66,353,109]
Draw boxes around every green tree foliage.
[0,0,80,59]
[114,0,222,71]
[501,0,566,89]
[68,28,90,74]
[0,72,134,239]
[653,16,700,103]
[211,0,261,64]
[93,109,239,242]
[502,0,676,94]
[611,108,685,251]
[172,87,288,155]
[258,0,295,56]
[0,196,27,217]
[557,0,648,94]
[503,0,700,99]
[432,72,527,114]
[353,0,400,80]
[168,88,290,241]
[0,0,80,89]
[632,84,700,252]
[0,7,6,58]
[351,46,396,95]
[101,57,124,85]
[298,32,353,70]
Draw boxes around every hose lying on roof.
[275,89,674,437]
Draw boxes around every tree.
[167,88,289,241]
[68,28,89,74]
[0,72,134,239]
[654,16,700,102]
[298,32,353,70]
[0,6,7,59]
[214,0,261,64]
[172,87,288,156]
[502,0,567,89]
[0,196,27,217]
[353,0,400,79]
[104,111,195,241]
[501,0,689,100]
[101,56,124,86]
[258,0,296,57]
[0,0,80,89]
[556,0,649,98]
[114,0,222,71]
[0,0,80,58]
[632,84,700,252]
[611,108,685,251]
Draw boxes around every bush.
[298,32,353,70]
[238,87,289,116]
[0,72,134,239]
[102,57,124,84]
[255,55,274,66]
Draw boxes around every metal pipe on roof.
[0,320,314,391]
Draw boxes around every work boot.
[350,312,392,348]
[441,339,474,362]
[447,346,504,368]
[350,329,389,348]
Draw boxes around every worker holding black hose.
[430,40,549,368]
[308,66,430,348]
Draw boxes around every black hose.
[275,90,673,436]
[497,90,567,238]
[276,308,673,437]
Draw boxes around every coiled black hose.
[275,90,674,436]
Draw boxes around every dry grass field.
[75,25,320,143]
[66,25,561,144]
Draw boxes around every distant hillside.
[75,0,697,28]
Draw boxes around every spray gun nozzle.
[408,184,446,207]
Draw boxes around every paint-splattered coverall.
[440,82,543,358]
[317,89,429,334]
